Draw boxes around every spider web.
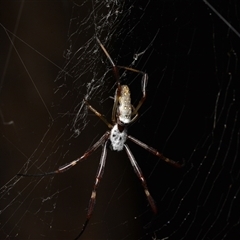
[1,0,240,239]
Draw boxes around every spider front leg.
[75,140,108,240]
[124,144,157,214]
[17,132,110,177]
[128,135,184,168]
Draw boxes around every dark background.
[1,0,240,239]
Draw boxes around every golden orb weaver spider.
[18,37,184,239]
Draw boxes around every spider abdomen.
[110,124,127,151]
[118,85,132,124]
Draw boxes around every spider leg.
[96,37,115,68]
[84,99,113,128]
[75,140,108,239]
[128,105,139,124]
[18,132,110,177]
[96,37,121,124]
[128,135,184,168]
[124,144,157,214]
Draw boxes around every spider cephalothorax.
[109,124,128,151]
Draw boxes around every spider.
[18,37,183,239]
